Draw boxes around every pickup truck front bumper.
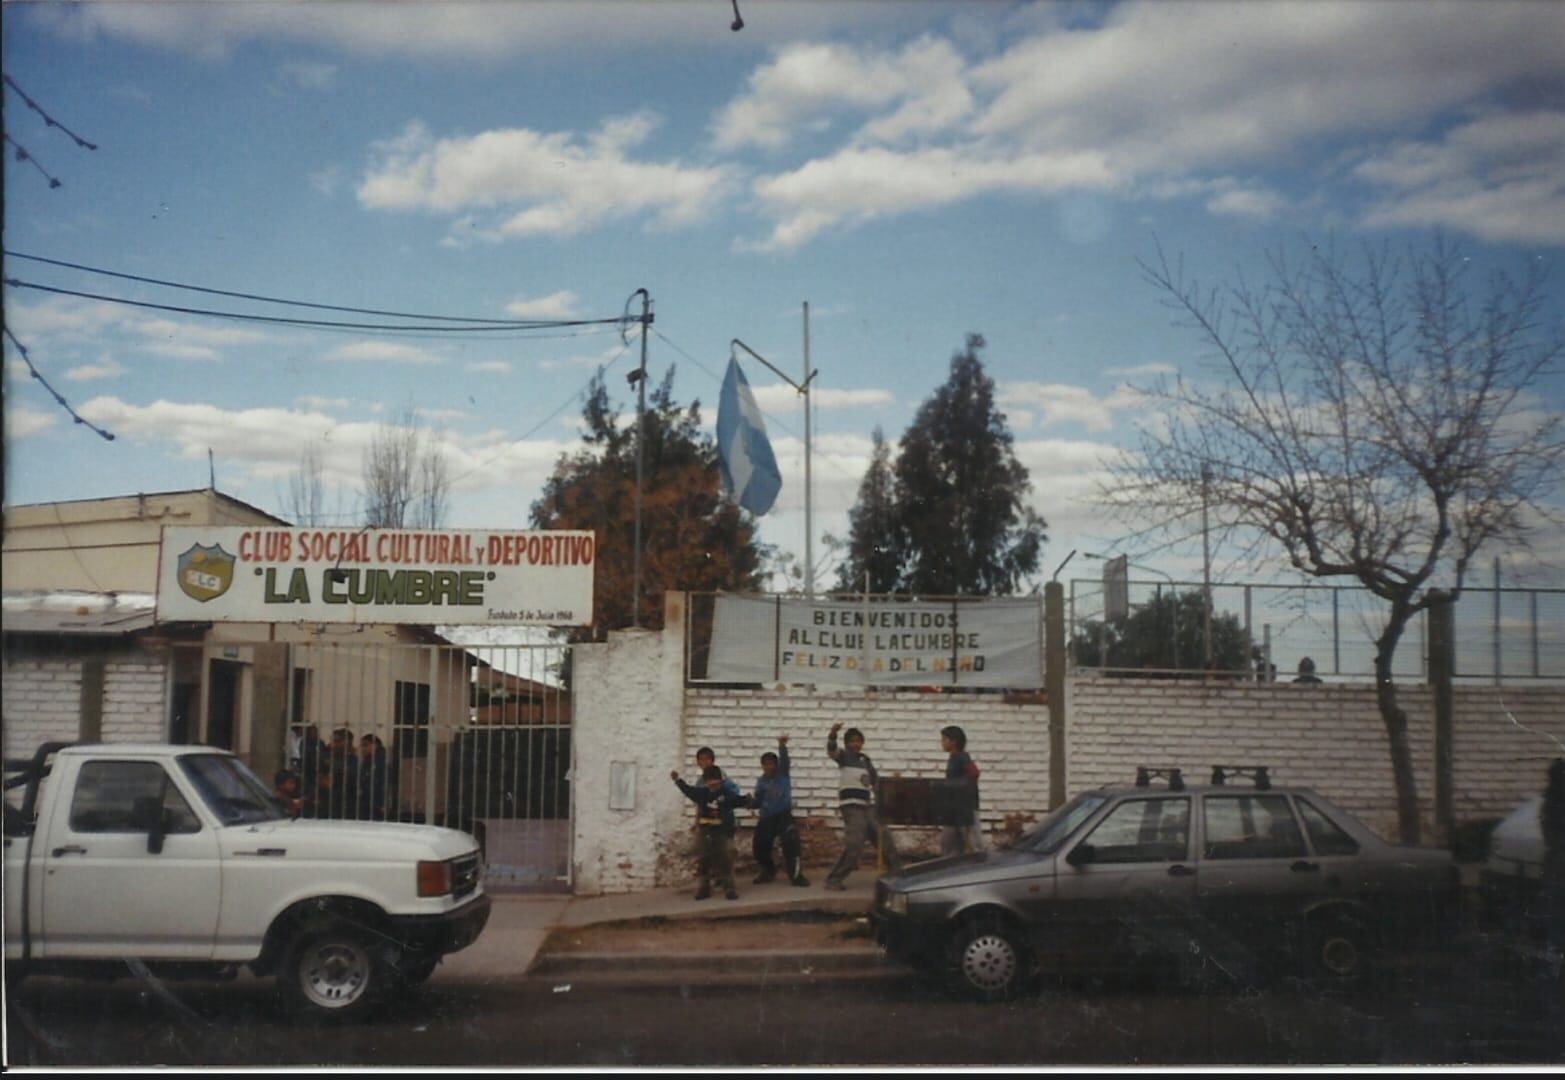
[388,893,492,956]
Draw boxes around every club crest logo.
[176,543,236,603]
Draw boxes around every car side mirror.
[1066,842,1096,867]
[131,796,168,854]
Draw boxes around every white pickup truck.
[3,741,491,1018]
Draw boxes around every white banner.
[707,595,1043,688]
[155,526,594,626]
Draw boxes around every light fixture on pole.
[729,336,818,592]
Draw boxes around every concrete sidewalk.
[433,875,880,986]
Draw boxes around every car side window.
[1080,797,1190,863]
[68,762,202,835]
[1202,794,1308,859]
[1295,797,1360,856]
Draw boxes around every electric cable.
[4,135,61,189]
[3,250,620,328]
[3,75,97,151]
[3,326,114,441]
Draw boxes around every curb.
[528,946,882,976]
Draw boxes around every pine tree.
[834,426,903,593]
[894,334,1046,595]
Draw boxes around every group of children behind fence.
[670,724,981,901]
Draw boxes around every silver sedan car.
[872,767,1458,999]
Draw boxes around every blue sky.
[4,0,1564,598]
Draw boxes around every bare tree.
[361,405,450,528]
[284,440,327,526]
[1105,237,1563,844]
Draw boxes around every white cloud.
[310,164,344,196]
[327,341,444,365]
[1354,110,1565,244]
[751,383,893,411]
[358,117,733,242]
[1207,186,1286,220]
[279,60,336,89]
[505,290,580,319]
[467,360,512,374]
[63,360,127,382]
[1102,363,1177,379]
[999,382,1145,433]
[8,406,57,438]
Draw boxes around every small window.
[1203,794,1307,859]
[1080,797,1190,863]
[1296,797,1360,856]
[68,761,201,834]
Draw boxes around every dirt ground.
[540,911,872,955]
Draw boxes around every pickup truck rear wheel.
[281,920,387,1019]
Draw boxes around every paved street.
[7,948,1561,1067]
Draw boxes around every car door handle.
[1168,864,1195,877]
[1291,860,1320,873]
[51,845,87,857]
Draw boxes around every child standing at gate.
[939,725,984,856]
[748,735,809,886]
[672,765,746,900]
[823,722,900,890]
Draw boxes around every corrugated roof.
[1,607,157,635]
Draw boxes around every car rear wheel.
[281,920,387,1020]
[1302,914,1371,988]
[949,915,1029,1001]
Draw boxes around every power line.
[4,75,98,151]
[2,326,115,441]
[3,250,620,328]
[3,277,624,335]
[4,135,62,189]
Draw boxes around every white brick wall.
[101,654,169,742]
[2,658,83,761]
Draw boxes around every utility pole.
[1201,465,1213,670]
[627,288,652,628]
[803,302,813,597]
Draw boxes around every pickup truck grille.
[452,853,481,899]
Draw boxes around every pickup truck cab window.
[68,761,200,834]
[178,754,285,825]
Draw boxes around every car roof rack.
[1135,766,1185,792]
[1211,765,1271,790]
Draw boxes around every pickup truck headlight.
[417,859,453,897]
[886,890,908,916]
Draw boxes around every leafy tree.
[833,426,903,593]
[1073,589,1250,676]
[1106,238,1564,843]
[893,334,1047,595]
[530,367,769,643]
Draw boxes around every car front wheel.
[281,920,387,1019]
[949,915,1029,1001]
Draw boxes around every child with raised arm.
[749,735,808,887]
[671,764,747,900]
[823,721,900,890]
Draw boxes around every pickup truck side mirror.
[1065,842,1096,867]
[131,796,168,854]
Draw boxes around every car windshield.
[179,754,287,825]
[1005,792,1109,854]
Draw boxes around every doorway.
[206,659,243,750]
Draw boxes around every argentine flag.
[717,357,782,515]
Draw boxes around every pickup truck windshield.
[1005,792,1109,854]
[179,754,286,825]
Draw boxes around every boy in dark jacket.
[748,735,809,886]
[824,722,900,890]
[672,764,746,900]
[939,725,984,856]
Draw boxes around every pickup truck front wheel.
[281,920,387,1019]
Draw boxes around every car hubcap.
[962,933,1017,992]
[1321,935,1358,977]
[302,941,370,1008]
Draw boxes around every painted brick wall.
[1,658,84,761]
[100,653,169,742]
[1070,678,1565,841]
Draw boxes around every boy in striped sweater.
[823,721,900,890]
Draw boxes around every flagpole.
[803,302,813,598]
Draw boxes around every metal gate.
[283,640,572,890]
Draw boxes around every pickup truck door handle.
[1291,860,1320,873]
[51,845,87,857]
[1167,864,1195,877]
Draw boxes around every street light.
[1083,552,1180,671]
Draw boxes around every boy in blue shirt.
[672,764,746,900]
[747,735,809,887]
[939,724,984,856]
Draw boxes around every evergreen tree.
[833,426,903,593]
[530,367,768,642]
[893,334,1046,595]
[1072,589,1250,676]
